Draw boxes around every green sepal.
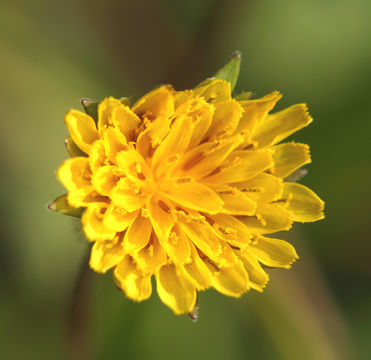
[47,194,84,218]
[65,136,87,157]
[213,51,241,92]
[81,98,99,123]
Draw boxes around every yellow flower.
[57,79,324,315]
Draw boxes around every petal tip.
[300,103,314,125]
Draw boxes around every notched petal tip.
[282,182,325,223]
[210,266,250,298]
[89,240,125,274]
[272,141,312,178]
[253,103,313,148]
[81,203,117,242]
[156,265,197,315]
[251,235,299,270]
[114,257,153,302]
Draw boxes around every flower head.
[55,76,324,315]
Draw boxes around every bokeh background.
[1,0,370,359]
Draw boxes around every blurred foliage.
[0,0,370,359]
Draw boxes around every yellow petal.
[238,251,269,292]
[180,220,236,267]
[253,104,313,147]
[177,136,243,180]
[147,197,176,244]
[81,203,116,241]
[115,256,152,302]
[132,235,167,276]
[89,240,125,273]
[193,78,231,103]
[147,198,192,265]
[205,99,243,139]
[123,215,152,254]
[89,140,106,173]
[204,149,273,184]
[250,235,298,269]
[136,116,173,159]
[187,98,214,148]
[210,214,252,249]
[103,205,138,232]
[164,181,223,214]
[112,105,140,141]
[281,182,325,222]
[91,165,122,196]
[98,97,123,132]
[236,91,282,137]
[57,157,91,191]
[210,184,256,215]
[111,178,146,212]
[182,243,212,291]
[173,90,193,109]
[272,142,311,178]
[242,203,292,234]
[163,227,191,265]
[156,264,197,315]
[102,127,127,163]
[64,110,99,154]
[152,115,193,171]
[132,85,174,120]
[67,187,106,208]
[237,173,283,202]
[116,149,150,181]
[207,261,249,297]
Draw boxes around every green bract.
[213,51,241,92]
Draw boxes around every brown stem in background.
[68,250,93,360]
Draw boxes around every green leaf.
[47,194,84,218]
[65,136,87,157]
[81,98,99,123]
[214,51,241,92]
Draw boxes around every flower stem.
[68,249,93,360]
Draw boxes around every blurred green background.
[1,0,370,359]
